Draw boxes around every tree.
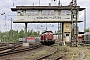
[18,29,25,38]
[84,28,90,32]
[0,29,40,42]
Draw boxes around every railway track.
[0,43,42,56]
[36,46,58,60]
[0,43,22,51]
[0,43,7,46]
[0,44,21,52]
[36,45,66,60]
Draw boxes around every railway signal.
[71,0,78,47]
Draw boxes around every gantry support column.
[23,23,29,47]
[25,23,27,42]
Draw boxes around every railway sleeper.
[0,44,41,56]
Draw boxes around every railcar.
[82,32,90,44]
[40,31,55,45]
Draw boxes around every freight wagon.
[82,32,90,44]
[19,37,40,42]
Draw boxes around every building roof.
[11,6,85,11]
[11,6,84,23]
[13,20,83,23]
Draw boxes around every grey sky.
[0,0,89,32]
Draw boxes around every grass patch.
[86,45,90,49]
[25,50,48,59]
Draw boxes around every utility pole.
[11,18,12,31]
[39,0,40,6]
[1,12,7,42]
[58,0,60,40]
[84,9,86,32]
[53,0,62,45]
[46,23,47,31]
[10,18,13,42]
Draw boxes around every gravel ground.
[1,43,90,60]
[65,45,90,60]
[78,46,90,60]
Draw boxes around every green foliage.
[28,29,40,37]
[84,28,90,32]
[18,29,25,38]
[57,30,61,32]
[0,29,40,43]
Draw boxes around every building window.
[61,10,71,15]
[66,26,69,27]
[26,10,30,16]
[42,10,54,16]
[26,10,38,16]
[17,10,24,16]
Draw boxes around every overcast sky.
[0,0,89,32]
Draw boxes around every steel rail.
[0,44,42,56]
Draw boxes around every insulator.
[54,0,56,1]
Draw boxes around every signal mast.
[71,0,78,47]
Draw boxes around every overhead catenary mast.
[39,0,40,6]
[71,0,78,47]
[53,0,62,42]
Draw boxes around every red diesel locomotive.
[40,31,55,45]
